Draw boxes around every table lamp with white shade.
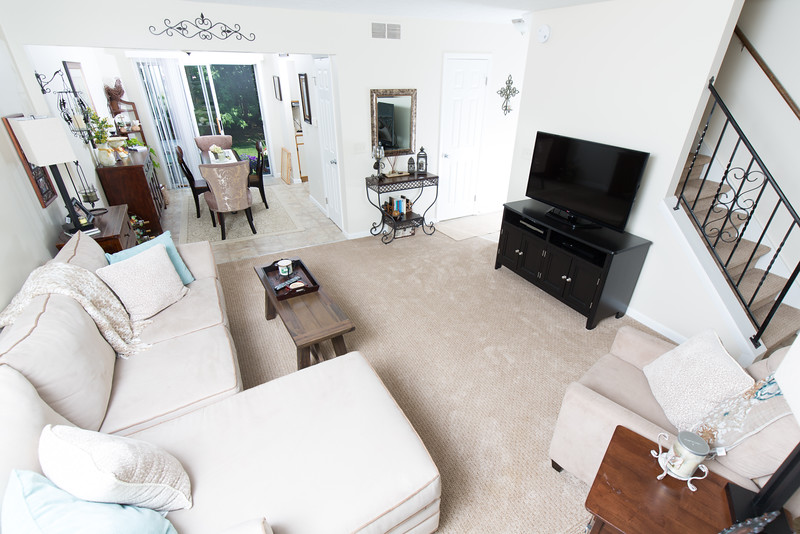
[727,337,800,532]
[9,116,93,232]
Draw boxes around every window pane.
[210,64,264,157]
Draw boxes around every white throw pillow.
[643,330,754,431]
[38,424,192,512]
[96,243,188,321]
[0,365,72,506]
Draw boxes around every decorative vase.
[96,143,116,166]
[108,137,129,159]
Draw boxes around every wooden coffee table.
[585,426,733,533]
[255,261,355,370]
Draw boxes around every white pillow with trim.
[38,424,192,512]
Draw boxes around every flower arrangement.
[209,144,223,154]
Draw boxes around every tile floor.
[161,178,347,265]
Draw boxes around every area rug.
[436,211,502,241]
[180,185,300,244]
[216,232,653,532]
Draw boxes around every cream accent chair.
[194,135,233,152]
[199,160,257,241]
[549,326,800,518]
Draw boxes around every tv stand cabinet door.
[562,257,602,318]
[496,224,524,270]
[539,247,572,298]
[518,234,546,284]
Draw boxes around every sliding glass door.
[184,64,266,158]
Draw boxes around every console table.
[365,173,438,244]
[495,199,651,329]
[586,426,733,533]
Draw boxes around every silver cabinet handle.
[561,275,567,280]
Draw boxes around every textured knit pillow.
[38,424,192,512]
[643,330,754,431]
[2,470,178,534]
[105,231,194,285]
[96,243,188,321]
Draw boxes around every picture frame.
[2,113,58,208]
[298,73,312,124]
[273,76,282,101]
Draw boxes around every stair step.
[680,154,712,183]
[679,179,733,204]
[754,302,800,350]
[712,239,772,277]
[693,205,749,238]
[734,268,789,312]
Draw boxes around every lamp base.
[726,483,791,533]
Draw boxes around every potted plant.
[88,110,115,166]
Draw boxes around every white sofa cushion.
[0,294,115,430]
[96,244,189,322]
[100,324,241,435]
[643,330,754,431]
[39,424,192,512]
[138,277,227,345]
[129,352,441,534]
[1,470,178,534]
[0,365,72,507]
[106,231,194,285]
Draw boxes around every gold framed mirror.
[370,89,416,157]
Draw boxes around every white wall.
[0,0,527,245]
[713,0,800,268]
[0,31,63,308]
[507,0,751,357]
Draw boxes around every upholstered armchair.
[176,146,209,219]
[198,160,257,240]
[194,135,233,153]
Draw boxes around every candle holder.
[650,432,709,491]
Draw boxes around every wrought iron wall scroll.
[149,13,255,41]
[498,75,519,115]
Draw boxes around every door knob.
[514,249,519,253]
[561,275,567,280]
[443,153,450,158]
[330,159,337,164]
[518,251,523,256]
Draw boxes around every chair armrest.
[549,382,673,486]
[217,518,273,534]
[176,241,219,281]
[609,326,676,370]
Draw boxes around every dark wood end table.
[55,204,138,254]
[255,263,355,370]
[585,426,733,534]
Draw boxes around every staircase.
[676,83,800,350]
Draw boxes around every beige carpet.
[217,232,649,532]
[180,185,300,244]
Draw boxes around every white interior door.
[314,57,343,229]
[438,57,489,221]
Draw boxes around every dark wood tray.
[257,258,320,301]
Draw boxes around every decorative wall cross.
[149,13,255,41]
[497,75,519,115]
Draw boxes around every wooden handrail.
[734,26,800,122]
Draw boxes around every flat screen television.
[526,131,649,233]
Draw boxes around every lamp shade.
[10,117,77,167]
[774,337,800,417]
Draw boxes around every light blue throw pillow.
[2,470,178,534]
[105,231,194,285]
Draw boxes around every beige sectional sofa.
[549,325,799,517]
[0,232,441,533]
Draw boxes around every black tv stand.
[545,208,601,230]
[495,199,651,329]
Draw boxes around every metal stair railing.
[676,79,800,348]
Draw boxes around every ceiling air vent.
[387,24,401,40]
[372,23,386,39]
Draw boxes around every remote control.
[274,275,301,291]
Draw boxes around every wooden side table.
[55,204,138,254]
[585,426,733,533]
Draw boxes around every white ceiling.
[189,0,606,24]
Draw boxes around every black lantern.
[408,157,415,173]
[416,147,427,174]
